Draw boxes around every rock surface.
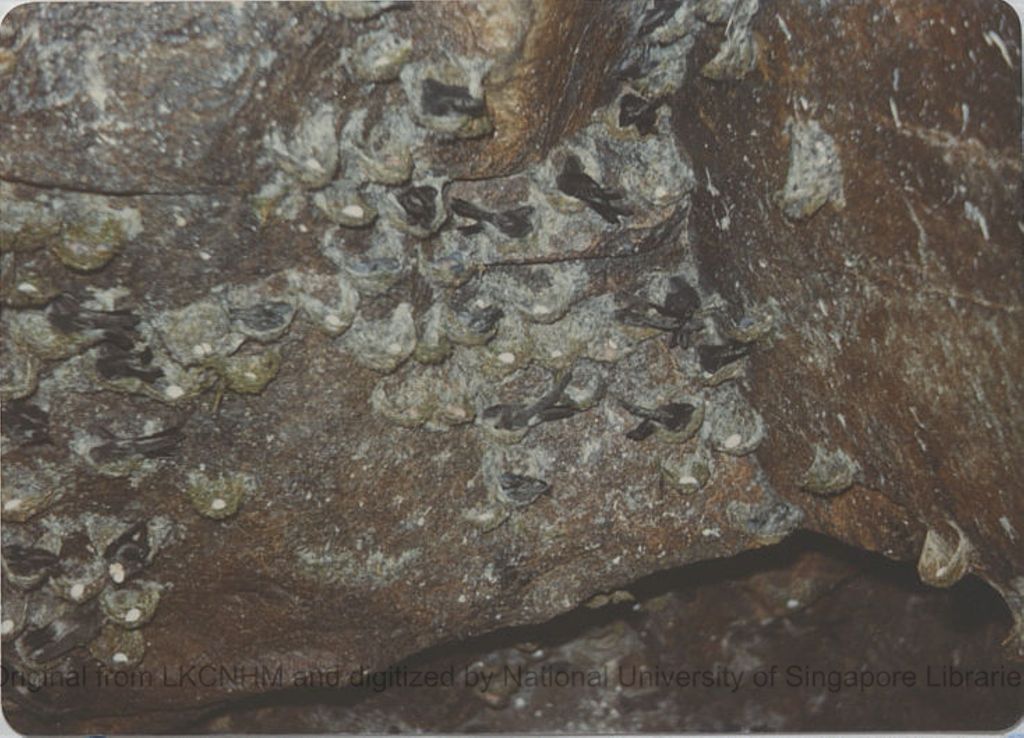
[194,535,1024,733]
[1,0,1021,732]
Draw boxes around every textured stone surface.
[675,0,1024,644]
[1,0,1021,732]
[194,536,1024,733]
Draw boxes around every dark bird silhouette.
[450,197,534,238]
[556,155,632,225]
[1,544,60,579]
[396,185,437,228]
[94,341,164,384]
[614,275,703,347]
[90,426,183,464]
[498,473,550,506]
[1,399,51,446]
[482,370,589,431]
[621,400,696,441]
[48,293,138,334]
[638,0,682,36]
[421,79,485,117]
[657,276,701,322]
[619,93,661,136]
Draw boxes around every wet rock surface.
[1,0,1021,732]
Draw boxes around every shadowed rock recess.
[0,0,1021,732]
